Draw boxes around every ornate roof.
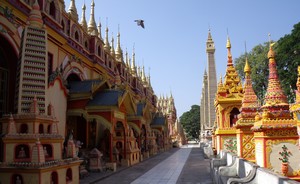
[87,89,124,106]
[261,45,291,120]
[216,37,243,99]
[27,0,43,28]
[253,44,295,131]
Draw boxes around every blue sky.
[65,0,300,117]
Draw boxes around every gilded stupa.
[213,36,243,154]
[235,56,259,162]
[252,44,293,128]
[290,66,300,149]
[252,41,298,177]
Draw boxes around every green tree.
[275,22,300,102]
[179,105,200,140]
[234,43,269,105]
[234,22,300,103]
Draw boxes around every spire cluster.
[156,94,176,115]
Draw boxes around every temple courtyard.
[80,142,212,184]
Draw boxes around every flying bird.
[134,19,145,29]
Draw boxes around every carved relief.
[266,140,300,176]
[242,134,255,160]
[265,129,297,137]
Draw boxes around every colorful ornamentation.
[279,145,291,176]
[278,145,292,163]
[0,6,16,24]
[224,138,237,154]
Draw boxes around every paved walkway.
[80,144,213,184]
[131,147,192,184]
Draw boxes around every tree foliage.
[234,22,300,103]
[179,105,200,140]
[234,43,269,104]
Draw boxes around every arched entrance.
[141,125,147,153]
[230,107,240,127]
[0,35,17,116]
[99,128,111,161]
[66,116,87,148]
[114,121,126,161]
[0,34,18,162]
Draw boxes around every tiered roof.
[253,44,295,130]
[236,57,259,127]
[216,37,243,99]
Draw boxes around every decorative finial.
[80,2,87,31]
[87,0,98,36]
[110,35,115,58]
[27,0,44,28]
[226,35,231,49]
[131,47,136,75]
[97,17,102,39]
[68,0,78,22]
[104,26,110,52]
[115,25,123,62]
[267,33,275,59]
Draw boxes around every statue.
[15,176,22,184]
[44,147,49,157]
[18,147,26,158]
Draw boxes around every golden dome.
[226,36,231,48]
[267,45,275,59]
[244,57,251,73]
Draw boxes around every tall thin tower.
[206,29,217,130]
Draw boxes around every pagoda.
[200,30,217,141]
[214,37,243,154]
[0,1,81,183]
[235,57,259,162]
[291,66,300,147]
[252,43,299,179]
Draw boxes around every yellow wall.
[41,165,80,184]
[48,80,67,137]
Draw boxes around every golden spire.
[97,19,102,40]
[207,29,212,40]
[131,48,137,76]
[244,57,251,73]
[80,3,87,31]
[27,0,44,28]
[87,0,98,36]
[142,65,147,84]
[241,57,258,110]
[147,68,152,88]
[110,36,115,59]
[68,0,78,22]
[126,49,131,69]
[226,36,233,66]
[104,27,110,52]
[115,29,123,63]
[262,35,290,119]
[137,66,141,78]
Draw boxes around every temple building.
[252,44,299,179]
[0,0,182,183]
[200,30,217,142]
[212,37,300,180]
[235,56,259,162]
[213,36,243,153]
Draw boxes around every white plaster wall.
[255,141,263,167]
